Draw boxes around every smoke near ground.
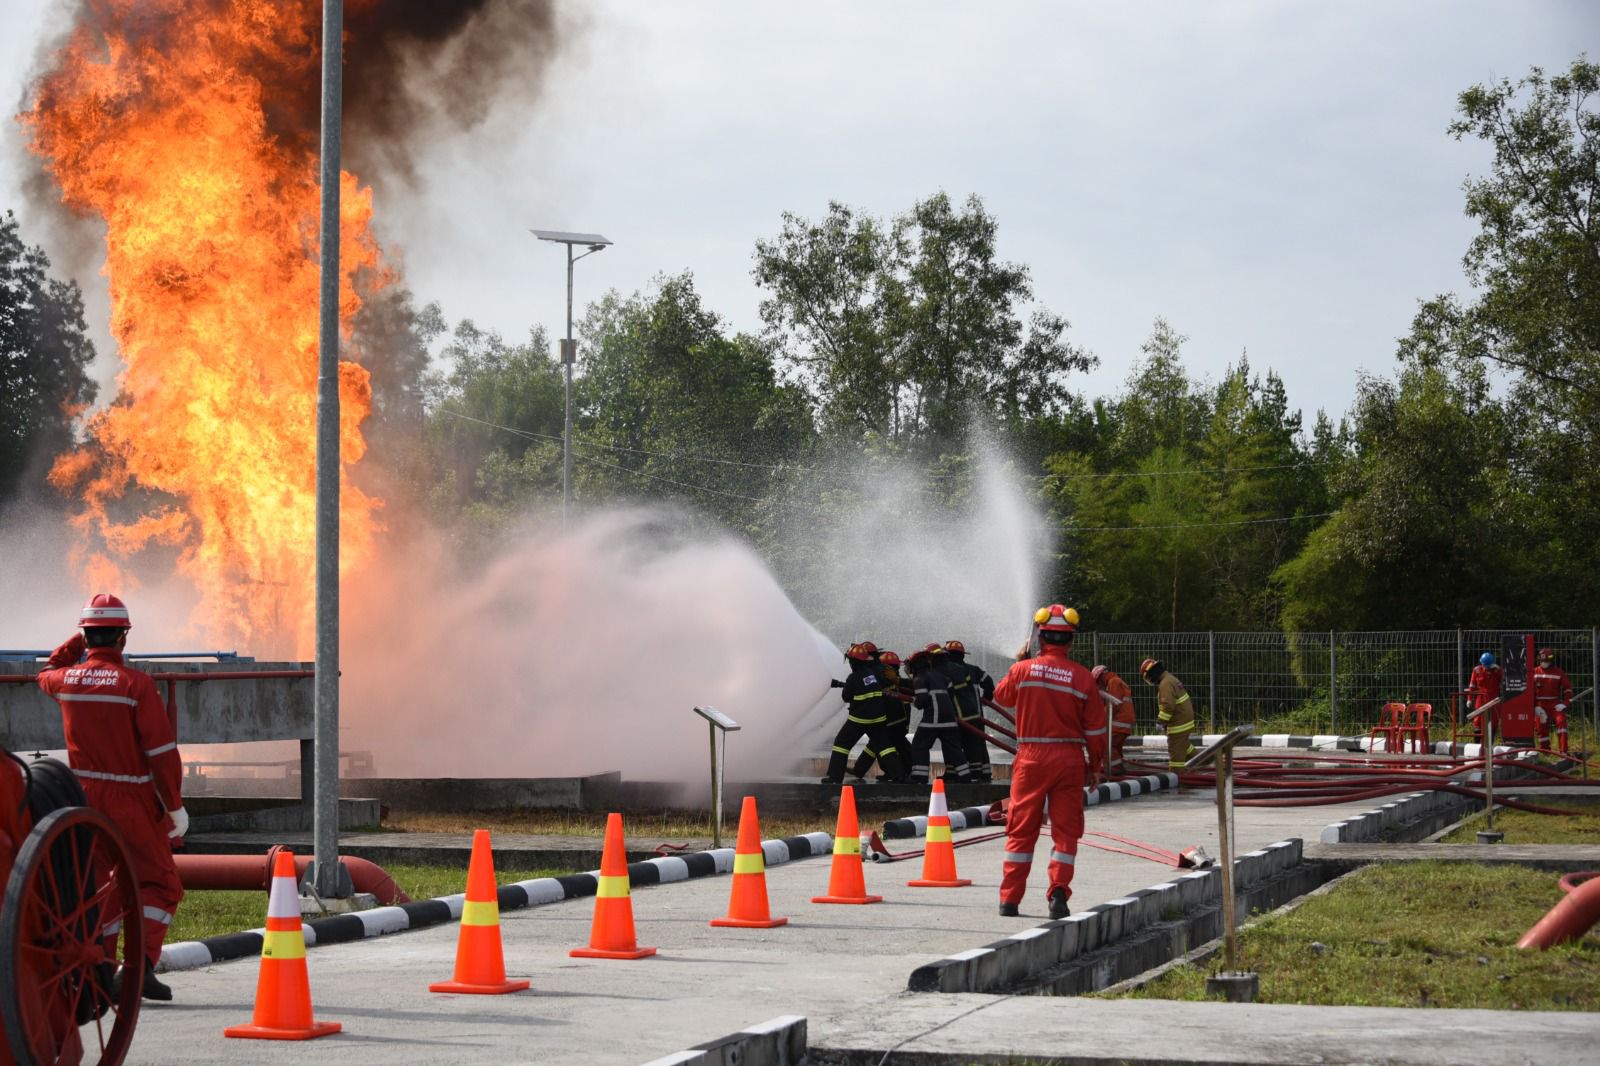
[341,508,839,782]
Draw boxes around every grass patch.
[169,863,566,944]
[380,807,925,840]
[1439,799,1600,845]
[1112,862,1599,1010]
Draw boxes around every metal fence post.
[1208,630,1217,732]
[1329,630,1338,736]
[1592,627,1598,766]
[1092,631,1100,668]
[1457,627,1465,698]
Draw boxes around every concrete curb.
[1124,733,1518,756]
[906,838,1309,996]
[639,1014,806,1066]
[880,773,1180,840]
[158,830,835,973]
[1317,753,1543,844]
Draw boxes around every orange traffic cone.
[224,850,341,1040]
[711,796,788,928]
[430,829,530,994]
[811,785,882,905]
[570,813,657,959]
[908,779,972,888]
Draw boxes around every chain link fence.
[970,628,1598,740]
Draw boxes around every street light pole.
[532,229,612,526]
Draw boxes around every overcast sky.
[3,1,1595,425]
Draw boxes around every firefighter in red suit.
[1532,648,1573,754]
[36,594,186,1002]
[1468,652,1502,741]
[991,604,1106,919]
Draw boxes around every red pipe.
[0,669,313,683]
[1517,872,1600,949]
[175,848,410,904]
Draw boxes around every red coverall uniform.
[1468,664,1502,740]
[1100,671,1135,774]
[1532,662,1573,754]
[992,645,1106,907]
[37,636,184,966]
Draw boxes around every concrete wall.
[0,661,314,749]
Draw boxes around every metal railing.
[967,628,1598,739]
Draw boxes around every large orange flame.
[23,1,387,655]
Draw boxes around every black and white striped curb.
[158,831,834,973]
[1124,733,1519,756]
[639,1014,806,1066]
[880,772,1180,840]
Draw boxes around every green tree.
[753,193,1092,446]
[0,210,97,505]
[576,272,814,530]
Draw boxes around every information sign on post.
[694,706,740,849]
[1185,723,1257,1002]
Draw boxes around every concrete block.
[1052,916,1081,961]
[1096,902,1124,942]
[939,948,989,993]
[1065,910,1103,953]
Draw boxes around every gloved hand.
[1014,641,1032,662]
[1556,703,1567,714]
[1536,707,1548,724]
[168,806,189,839]
[829,679,845,689]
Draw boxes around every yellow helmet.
[1033,604,1079,632]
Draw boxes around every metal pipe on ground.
[175,847,409,904]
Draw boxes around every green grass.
[1439,799,1600,844]
[379,807,924,841]
[169,863,565,945]
[1112,862,1600,1010]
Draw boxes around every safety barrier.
[158,830,835,972]
[880,772,1179,840]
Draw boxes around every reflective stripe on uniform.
[1017,680,1088,699]
[596,874,630,899]
[1084,726,1107,737]
[143,905,173,925]
[101,920,123,937]
[75,768,153,785]
[1175,692,1190,705]
[262,929,305,960]
[1003,851,1033,865]
[733,852,764,875]
[1166,720,1196,733]
[144,741,176,757]
[847,714,888,725]
[1112,722,1133,732]
[1017,736,1085,744]
[1050,850,1076,865]
[57,693,138,707]
[834,835,861,856]
[461,899,499,926]
[832,745,851,755]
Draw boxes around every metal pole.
[1457,627,1466,699]
[1483,708,1495,833]
[562,244,575,526]
[708,721,720,849]
[1217,748,1237,971]
[1208,630,1217,733]
[312,0,346,898]
[1328,631,1337,736]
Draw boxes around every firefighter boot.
[998,902,1020,917]
[113,965,173,1002]
[1048,887,1070,920]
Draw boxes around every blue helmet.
[1479,652,1496,668]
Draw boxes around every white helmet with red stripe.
[78,593,132,629]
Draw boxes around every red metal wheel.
[1,807,144,1066]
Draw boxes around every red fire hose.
[1517,871,1600,949]
[175,846,410,904]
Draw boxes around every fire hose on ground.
[174,846,410,904]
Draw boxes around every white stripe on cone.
[928,783,948,818]
[267,869,300,919]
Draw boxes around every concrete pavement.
[123,790,1583,1064]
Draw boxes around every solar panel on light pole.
[532,230,612,526]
